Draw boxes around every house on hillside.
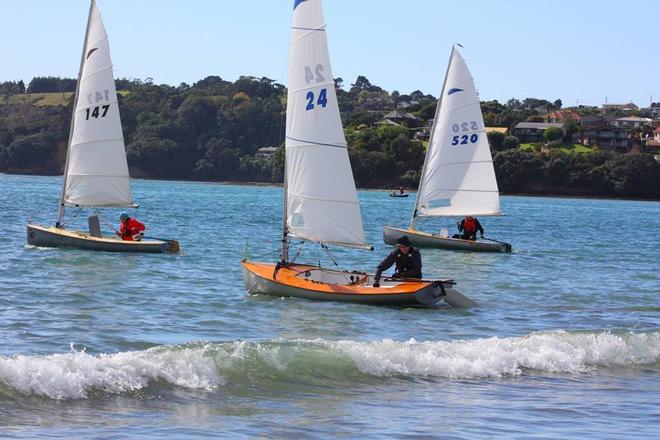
[485,127,508,134]
[579,116,630,153]
[643,106,660,119]
[377,109,422,128]
[545,110,580,123]
[644,126,660,152]
[255,146,278,158]
[602,102,638,112]
[611,116,654,129]
[512,122,565,143]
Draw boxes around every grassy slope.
[5,91,129,107]
[520,143,595,154]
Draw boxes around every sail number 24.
[304,64,328,111]
[451,121,479,145]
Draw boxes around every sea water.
[0,174,658,439]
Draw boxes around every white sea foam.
[0,331,657,399]
[0,344,223,400]
[328,330,660,379]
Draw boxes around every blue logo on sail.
[294,0,307,9]
[448,88,464,95]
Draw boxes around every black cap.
[396,235,411,246]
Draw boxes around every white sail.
[62,0,133,207]
[414,48,500,218]
[284,0,367,248]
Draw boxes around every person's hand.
[372,283,380,288]
[115,231,121,236]
[480,232,484,238]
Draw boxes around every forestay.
[414,48,500,218]
[284,0,367,248]
[63,0,133,208]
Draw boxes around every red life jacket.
[120,218,145,241]
[463,217,477,234]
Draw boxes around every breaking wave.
[1,330,658,400]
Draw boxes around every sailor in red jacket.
[116,212,145,241]
[457,216,484,241]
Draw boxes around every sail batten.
[284,0,367,248]
[62,0,133,209]
[414,48,501,219]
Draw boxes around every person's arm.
[373,251,396,287]
[457,219,464,232]
[476,219,484,236]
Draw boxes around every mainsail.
[284,0,367,248]
[61,0,133,209]
[413,48,500,220]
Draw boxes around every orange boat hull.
[241,260,461,306]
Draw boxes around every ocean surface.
[0,173,658,439]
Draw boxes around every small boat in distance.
[26,0,179,253]
[241,0,475,307]
[389,187,409,197]
[383,47,511,253]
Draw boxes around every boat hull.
[383,226,511,253]
[241,261,475,307]
[26,224,179,253]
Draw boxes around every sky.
[1,0,659,107]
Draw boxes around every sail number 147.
[451,121,479,145]
[85,105,110,120]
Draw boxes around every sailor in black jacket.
[373,235,422,287]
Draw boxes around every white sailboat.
[383,47,512,253]
[241,0,475,307]
[26,0,179,253]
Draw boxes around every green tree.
[544,126,563,143]
[502,135,520,150]
[487,131,506,151]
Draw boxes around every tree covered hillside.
[1,75,659,199]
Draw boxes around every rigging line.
[448,77,474,89]
[425,160,494,167]
[79,64,116,83]
[287,234,370,250]
[288,82,335,94]
[287,191,359,205]
[290,24,327,45]
[70,138,125,147]
[285,136,346,149]
[250,240,304,261]
[85,33,109,50]
[291,26,326,32]
[319,243,339,266]
[64,173,130,177]
[420,188,500,193]
[432,100,481,117]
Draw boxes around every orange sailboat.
[241,0,475,307]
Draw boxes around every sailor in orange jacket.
[116,212,145,241]
[457,216,484,241]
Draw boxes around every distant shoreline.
[3,172,659,202]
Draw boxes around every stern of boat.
[383,226,405,245]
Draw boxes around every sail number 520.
[451,121,479,145]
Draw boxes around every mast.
[409,47,455,230]
[280,145,289,264]
[56,0,95,228]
